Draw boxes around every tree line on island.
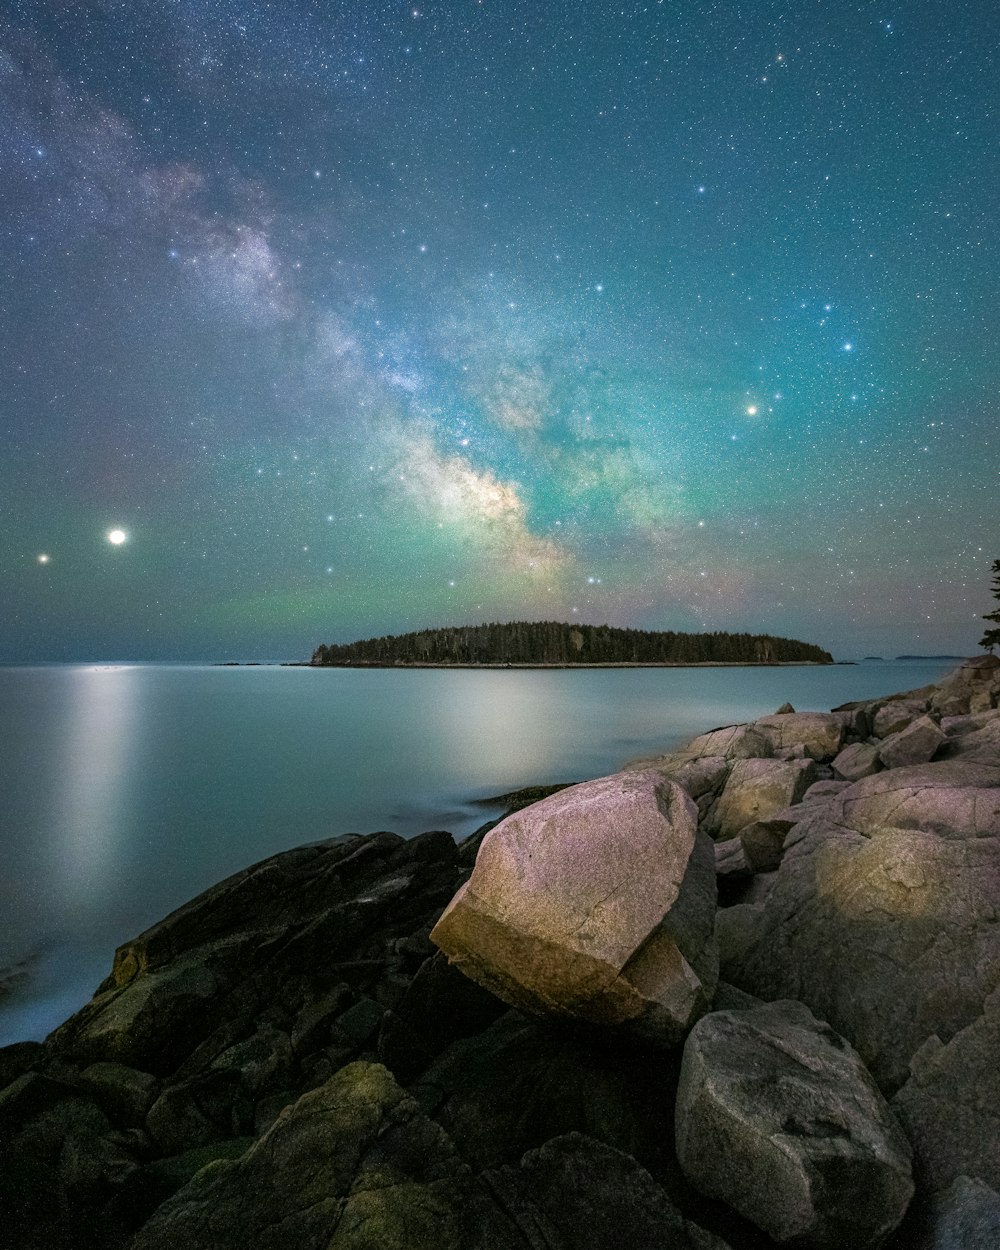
[310,621,834,666]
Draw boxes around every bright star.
[107,529,127,545]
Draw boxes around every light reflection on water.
[0,659,957,1044]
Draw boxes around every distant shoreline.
[292,660,838,670]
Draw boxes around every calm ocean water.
[0,659,958,1045]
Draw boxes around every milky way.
[2,1,997,660]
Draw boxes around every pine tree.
[980,558,1000,653]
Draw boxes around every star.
[107,529,127,545]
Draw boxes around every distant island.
[310,622,834,667]
[894,655,968,662]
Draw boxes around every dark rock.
[675,1000,913,1248]
[47,829,461,1076]
[78,1061,159,1125]
[0,1040,45,1090]
[377,950,507,1085]
[131,1061,469,1250]
[209,1024,293,1097]
[892,984,1000,1195]
[146,1068,249,1155]
[0,1073,113,1250]
[289,982,352,1055]
[411,1010,677,1178]
[918,1175,1000,1250]
[474,1132,725,1250]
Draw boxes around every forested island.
[310,621,834,667]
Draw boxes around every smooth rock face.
[812,761,1000,840]
[431,771,718,1045]
[719,796,1000,1090]
[711,758,816,840]
[892,984,1000,1195]
[752,712,844,761]
[832,741,882,782]
[674,1001,914,1249]
[877,715,946,769]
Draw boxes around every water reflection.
[426,672,569,791]
[49,666,140,920]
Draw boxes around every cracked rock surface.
[675,1000,913,1249]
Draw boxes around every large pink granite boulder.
[431,771,717,1046]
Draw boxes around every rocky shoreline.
[1,657,999,1249]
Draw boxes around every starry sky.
[2,0,997,662]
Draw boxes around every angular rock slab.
[892,984,1000,1195]
[711,757,816,840]
[877,714,946,769]
[752,712,845,761]
[431,771,718,1045]
[674,1001,913,1249]
[832,741,882,783]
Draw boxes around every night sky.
[3,1,997,661]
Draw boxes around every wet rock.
[0,1073,113,1250]
[210,1024,293,1097]
[47,829,461,1076]
[431,771,717,1047]
[878,715,946,769]
[0,1040,44,1090]
[675,1000,913,1249]
[332,996,385,1048]
[289,983,351,1055]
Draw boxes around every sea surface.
[0,658,958,1045]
